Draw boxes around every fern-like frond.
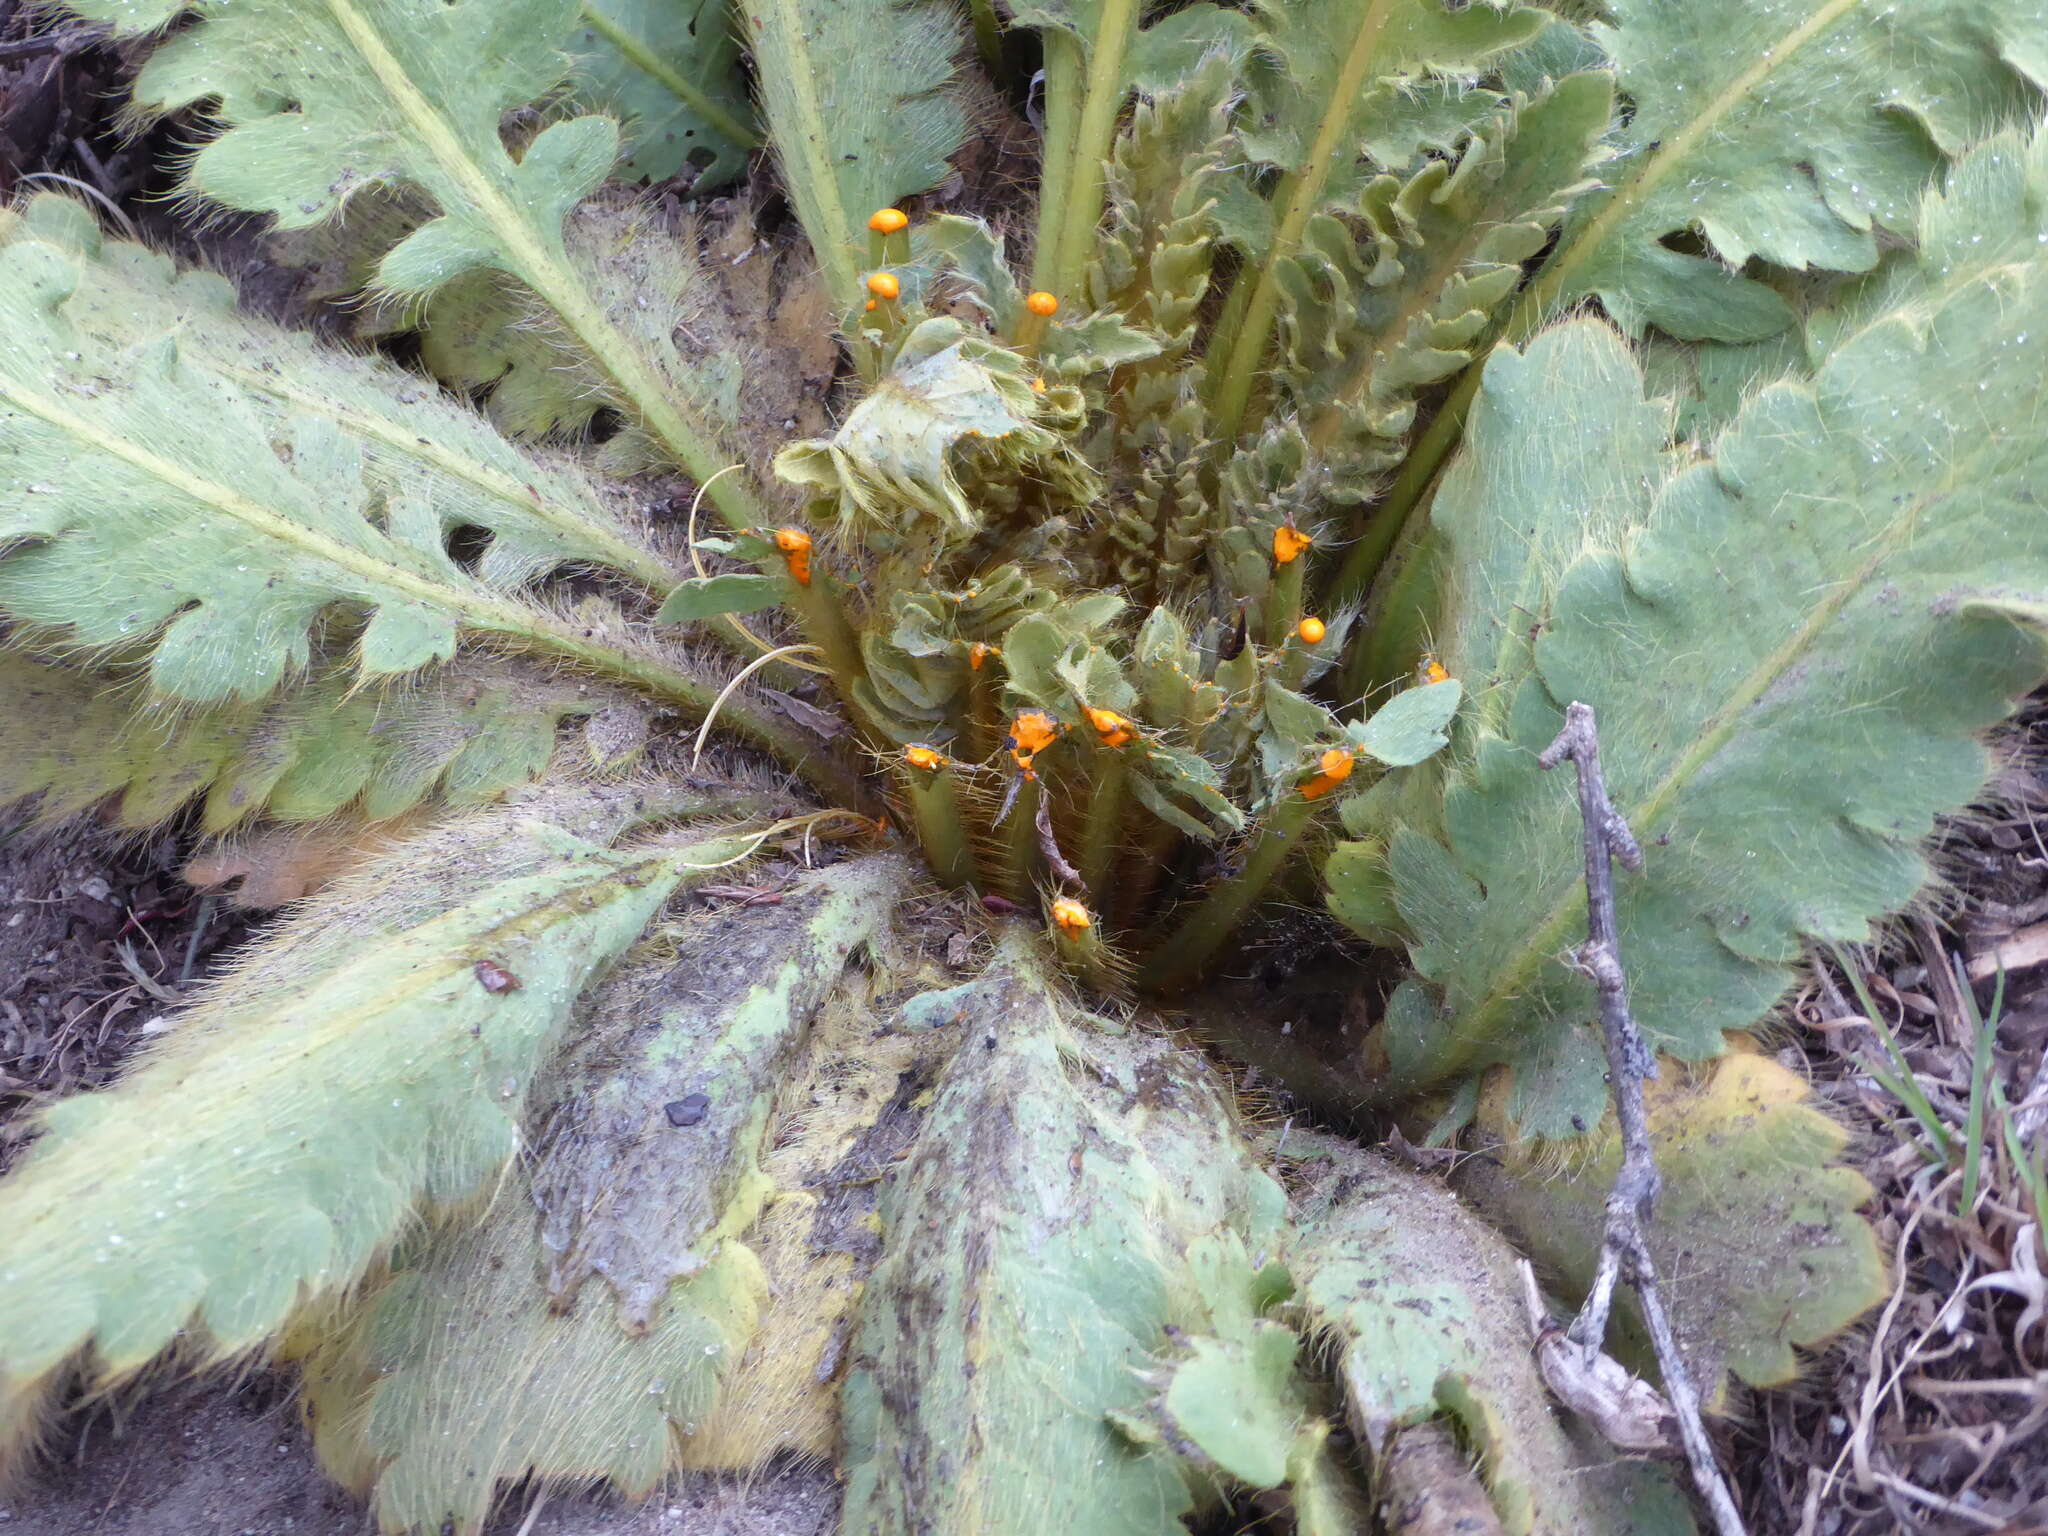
[1374,128,2048,1134]
[54,0,763,521]
[0,796,774,1465]
[1086,52,1236,363]
[570,0,759,186]
[1277,74,1612,504]
[738,0,968,309]
[1204,0,1546,437]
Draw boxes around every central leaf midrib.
[1512,0,1864,333]
[1451,423,1960,1058]
[319,0,759,525]
[750,0,856,307]
[2,371,750,728]
[1209,0,1398,438]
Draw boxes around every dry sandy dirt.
[0,1374,838,1536]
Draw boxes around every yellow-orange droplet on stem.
[1025,291,1059,317]
[868,207,909,234]
[1297,616,1327,644]
[866,271,901,300]
[1052,896,1093,933]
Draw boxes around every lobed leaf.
[0,194,669,591]
[570,0,758,186]
[1546,0,2048,341]
[52,0,761,513]
[1454,1052,1890,1396]
[1381,130,2048,1133]
[0,651,639,834]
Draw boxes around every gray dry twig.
[1538,700,1747,1536]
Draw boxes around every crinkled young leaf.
[1385,131,2048,1132]
[1546,0,2048,340]
[1206,0,1546,436]
[840,934,1289,1534]
[1455,1053,1889,1398]
[0,801,762,1437]
[1286,1137,1696,1535]
[570,0,758,186]
[774,318,1059,540]
[1279,74,1613,502]
[739,0,968,307]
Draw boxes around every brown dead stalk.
[1538,701,1747,1536]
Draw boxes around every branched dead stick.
[1539,701,1747,1536]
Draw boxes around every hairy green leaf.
[0,651,642,832]
[0,194,672,591]
[658,572,787,622]
[840,934,1290,1534]
[739,0,968,307]
[571,0,758,186]
[298,1173,762,1536]
[1383,130,2048,1132]
[1546,0,2048,341]
[0,800,767,1427]
[54,0,761,517]
[1286,1136,1696,1534]
[1455,1053,1890,1396]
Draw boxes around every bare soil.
[0,1372,837,1536]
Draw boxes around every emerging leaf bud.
[1297,616,1327,644]
[1084,706,1135,748]
[868,207,910,234]
[1025,291,1060,317]
[772,527,814,586]
[866,271,901,300]
[864,299,878,312]
[1272,525,1313,565]
[1051,896,1093,933]
[969,642,997,671]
